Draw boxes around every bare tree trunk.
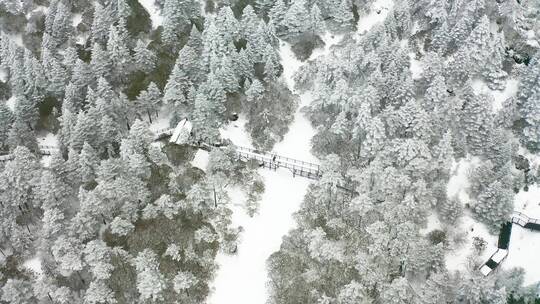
[76,271,85,284]
[213,186,218,208]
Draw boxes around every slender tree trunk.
[47,292,53,303]
[0,248,5,257]
[213,187,218,208]
[147,110,153,123]
[76,271,85,284]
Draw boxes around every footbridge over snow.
[480,211,540,276]
[156,127,358,194]
[155,127,323,180]
[0,126,357,193]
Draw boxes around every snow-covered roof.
[170,118,193,145]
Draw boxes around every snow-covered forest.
[0,0,539,303]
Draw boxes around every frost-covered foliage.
[267,0,539,303]
[0,0,278,302]
[0,0,539,303]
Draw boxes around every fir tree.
[134,39,156,73]
[282,0,310,38]
[7,116,38,152]
[136,82,162,122]
[309,4,326,35]
[90,43,112,80]
[163,61,191,105]
[107,22,132,81]
[91,2,111,44]
[79,142,100,186]
[0,102,14,150]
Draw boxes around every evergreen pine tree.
[79,142,100,186]
[282,0,310,38]
[0,102,14,151]
[309,4,326,35]
[107,22,132,81]
[7,117,38,152]
[91,2,111,44]
[134,39,156,73]
[90,43,112,80]
[164,61,191,104]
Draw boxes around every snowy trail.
[209,3,400,302]
[208,35,343,304]
[138,0,163,28]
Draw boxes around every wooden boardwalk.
[1,128,357,193]
[480,211,540,276]
[234,146,321,180]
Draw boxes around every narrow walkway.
[480,211,540,276]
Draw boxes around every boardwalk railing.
[154,128,174,139]
[511,211,540,228]
[234,145,321,180]
[1,127,355,193]
[480,211,540,276]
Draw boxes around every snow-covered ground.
[210,4,396,302]
[445,158,498,272]
[208,41,321,303]
[191,150,209,171]
[445,157,540,284]
[72,13,82,27]
[37,132,59,167]
[4,33,23,47]
[356,0,394,35]
[471,78,520,112]
[138,0,163,29]
[148,107,172,133]
[5,96,16,111]
[23,256,43,279]
[0,68,7,83]
[409,52,423,80]
[208,169,311,304]
[220,116,254,149]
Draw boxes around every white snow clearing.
[471,78,520,112]
[148,107,172,133]
[208,170,310,304]
[409,52,423,80]
[37,132,59,167]
[138,0,163,28]
[191,150,209,172]
[0,67,7,82]
[209,41,319,302]
[220,116,254,149]
[357,0,394,34]
[4,33,24,47]
[5,96,16,111]
[23,256,43,279]
[210,4,395,302]
[72,13,82,27]
[445,158,498,272]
